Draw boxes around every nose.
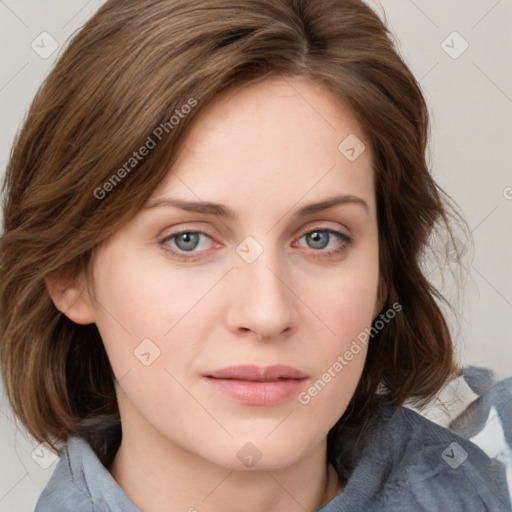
[225,246,297,341]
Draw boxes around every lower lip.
[204,377,308,405]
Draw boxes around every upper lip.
[205,365,308,381]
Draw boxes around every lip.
[206,364,308,381]
[204,365,309,406]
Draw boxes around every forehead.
[150,77,375,213]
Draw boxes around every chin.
[199,433,316,472]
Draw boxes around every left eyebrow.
[293,195,369,218]
[144,194,369,219]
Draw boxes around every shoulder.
[35,433,140,512]
[327,398,511,511]
[375,402,510,511]
[34,438,106,512]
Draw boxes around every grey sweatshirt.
[35,398,511,511]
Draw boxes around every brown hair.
[1,0,466,458]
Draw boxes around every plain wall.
[0,1,511,510]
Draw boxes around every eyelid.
[160,228,219,249]
[158,223,353,260]
[159,229,219,261]
[294,223,353,243]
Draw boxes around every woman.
[0,0,509,510]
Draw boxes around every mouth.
[205,364,308,381]
[203,365,309,405]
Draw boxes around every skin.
[48,76,385,512]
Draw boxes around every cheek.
[313,279,374,378]
[303,251,379,402]
[88,251,164,375]
[92,245,172,333]
[90,249,213,380]
[298,279,374,426]
[314,255,380,342]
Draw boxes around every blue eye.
[162,231,212,254]
[159,227,353,261]
[174,232,200,251]
[304,230,331,250]
[297,229,352,255]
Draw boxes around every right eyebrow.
[144,198,238,219]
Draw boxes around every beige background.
[1,0,511,510]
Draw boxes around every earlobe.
[45,271,96,325]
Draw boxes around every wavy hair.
[1,0,467,468]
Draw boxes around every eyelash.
[159,227,353,261]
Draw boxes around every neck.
[108,416,343,512]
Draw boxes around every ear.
[45,270,96,325]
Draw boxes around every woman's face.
[86,77,383,470]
